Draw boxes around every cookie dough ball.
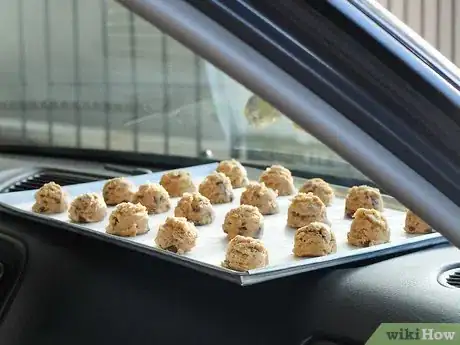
[133,183,171,214]
[222,235,269,272]
[32,182,69,214]
[287,192,329,228]
[345,185,383,218]
[160,170,196,198]
[216,159,249,188]
[69,193,107,223]
[299,178,335,206]
[347,208,390,247]
[198,172,234,204]
[102,177,135,206]
[155,216,198,254]
[106,202,149,237]
[223,205,264,240]
[293,222,337,257]
[174,192,215,226]
[404,210,433,234]
[259,165,296,196]
[240,182,279,215]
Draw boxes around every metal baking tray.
[0,163,448,286]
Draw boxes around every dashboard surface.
[0,153,458,345]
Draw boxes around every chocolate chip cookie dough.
[223,205,264,240]
[32,182,69,214]
[69,193,107,223]
[299,178,334,206]
[347,208,390,247]
[222,235,269,272]
[293,222,337,257]
[106,202,149,237]
[287,192,329,228]
[240,181,279,215]
[404,210,433,234]
[133,183,171,214]
[259,165,296,196]
[174,192,215,226]
[198,172,234,204]
[345,185,384,218]
[160,170,196,198]
[102,177,135,206]
[216,159,248,188]
[155,216,198,254]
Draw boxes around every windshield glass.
[0,0,457,185]
[0,0,368,183]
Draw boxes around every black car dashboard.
[0,153,458,345]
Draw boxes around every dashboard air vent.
[1,169,112,193]
[438,268,460,288]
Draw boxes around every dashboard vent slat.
[1,169,112,193]
[438,268,460,288]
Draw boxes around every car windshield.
[0,0,457,186]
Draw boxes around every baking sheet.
[0,163,448,286]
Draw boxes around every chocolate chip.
[166,245,178,253]
[371,197,380,208]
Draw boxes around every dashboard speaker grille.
[438,268,460,288]
[1,169,111,193]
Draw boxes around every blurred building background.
[0,0,458,171]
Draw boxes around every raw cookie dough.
[222,235,269,272]
[106,202,149,237]
[347,208,390,247]
[240,181,279,215]
[293,222,337,257]
[32,182,69,214]
[133,183,171,214]
[259,165,296,196]
[299,178,335,206]
[68,193,107,223]
[160,170,196,198]
[216,159,249,188]
[287,192,329,228]
[404,210,433,234]
[102,177,135,206]
[345,185,384,218]
[174,192,215,226]
[155,216,198,254]
[198,172,234,204]
[222,205,264,240]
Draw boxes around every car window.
[0,0,458,184]
[0,0,367,182]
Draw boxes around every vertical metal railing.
[128,10,139,152]
[17,0,26,140]
[161,34,170,155]
[101,0,111,150]
[194,55,203,157]
[72,0,81,148]
[44,0,53,145]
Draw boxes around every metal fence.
[0,0,458,161]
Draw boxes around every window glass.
[4,0,458,181]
